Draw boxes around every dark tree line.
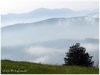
[64,43,94,67]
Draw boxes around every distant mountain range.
[2,17,99,47]
[1,8,99,66]
[1,8,99,27]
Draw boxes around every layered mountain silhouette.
[1,8,99,66]
[1,8,99,27]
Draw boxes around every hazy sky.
[0,0,99,14]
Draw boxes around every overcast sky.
[0,0,99,14]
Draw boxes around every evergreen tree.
[64,43,94,67]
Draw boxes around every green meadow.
[1,60,99,74]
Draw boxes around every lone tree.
[64,43,94,67]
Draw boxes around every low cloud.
[26,46,63,55]
[2,42,99,65]
[33,56,49,63]
[25,46,65,64]
[25,43,99,64]
[83,44,98,52]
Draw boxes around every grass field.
[1,60,99,74]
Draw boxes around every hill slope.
[1,60,99,74]
[2,17,99,47]
[1,17,99,66]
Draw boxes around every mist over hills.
[2,17,99,46]
[1,8,99,27]
[1,17,99,66]
[1,38,99,65]
[1,8,99,66]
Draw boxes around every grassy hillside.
[1,60,99,74]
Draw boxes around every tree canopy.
[64,43,94,67]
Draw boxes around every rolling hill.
[1,60,99,74]
[1,16,99,66]
[2,17,99,46]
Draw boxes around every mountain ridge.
[1,8,99,27]
[2,16,99,28]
